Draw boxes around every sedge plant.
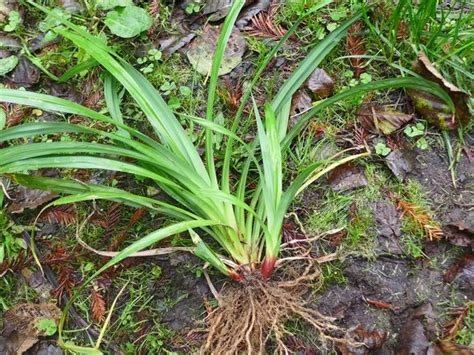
[0,0,453,352]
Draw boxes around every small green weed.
[0,210,27,263]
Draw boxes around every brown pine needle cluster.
[353,125,369,146]
[443,302,473,339]
[40,204,77,226]
[389,192,443,241]
[220,79,242,112]
[246,11,289,41]
[108,207,146,252]
[149,0,160,17]
[0,251,27,277]
[91,287,107,323]
[44,246,79,299]
[1,103,26,127]
[346,21,366,78]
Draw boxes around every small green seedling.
[359,72,372,84]
[179,86,192,97]
[404,123,428,150]
[151,265,162,278]
[138,49,163,74]
[416,137,428,150]
[3,11,21,32]
[159,81,176,96]
[375,142,391,156]
[0,211,27,263]
[185,1,202,14]
[37,319,58,336]
[404,122,425,137]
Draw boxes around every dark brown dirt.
[308,142,474,353]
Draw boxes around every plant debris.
[186,25,246,76]
[307,68,334,99]
[389,192,443,241]
[356,104,414,135]
[91,287,106,323]
[7,186,58,214]
[338,325,387,354]
[1,303,61,354]
[327,163,368,192]
[290,88,312,125]
[384,148,416,181]
[7,57,40,88]
[39,204,77,226]
[395,303,436,354]
[407,52,471,130]
[246,9,288,41]
[346,21,366,78]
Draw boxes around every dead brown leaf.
[395,303,437,355]
[187,25,246,76]
[356,104,414,135]
[444,253,474,283]
[338,325,387,354]
[291,89,311,114]
[408,52,471,130]
[306,68,334,99]
[429,340,473,355]
[1,303,61,354]
[365,298,398,311]
[327,163,368,192]
[444,220,473,248]
[7,186,58,214]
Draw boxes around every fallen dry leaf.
[59,0,82,13]
[395,303,437,355]
[327,163,368,192]
[202,0,233,21]
[338,325,387,354]
[0,0,18,22]
[407,52,471,130]
[444,219,474,248]
[290,89,312,116]
[187,25,246,76]
[7,57,40,88]
[306,68,334,99]
[1,303,61,354]
[384,148,417,181]
[356,104,414,135]
[444,253,474,283]
[7,186,58,214]
[428,340,473,355]
[365,298,396,310]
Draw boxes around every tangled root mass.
[201,264,360,354]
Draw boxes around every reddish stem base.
[260,256,277,280]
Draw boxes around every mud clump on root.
[201,265,360,354]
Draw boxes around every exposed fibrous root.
[200,263,361,354]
